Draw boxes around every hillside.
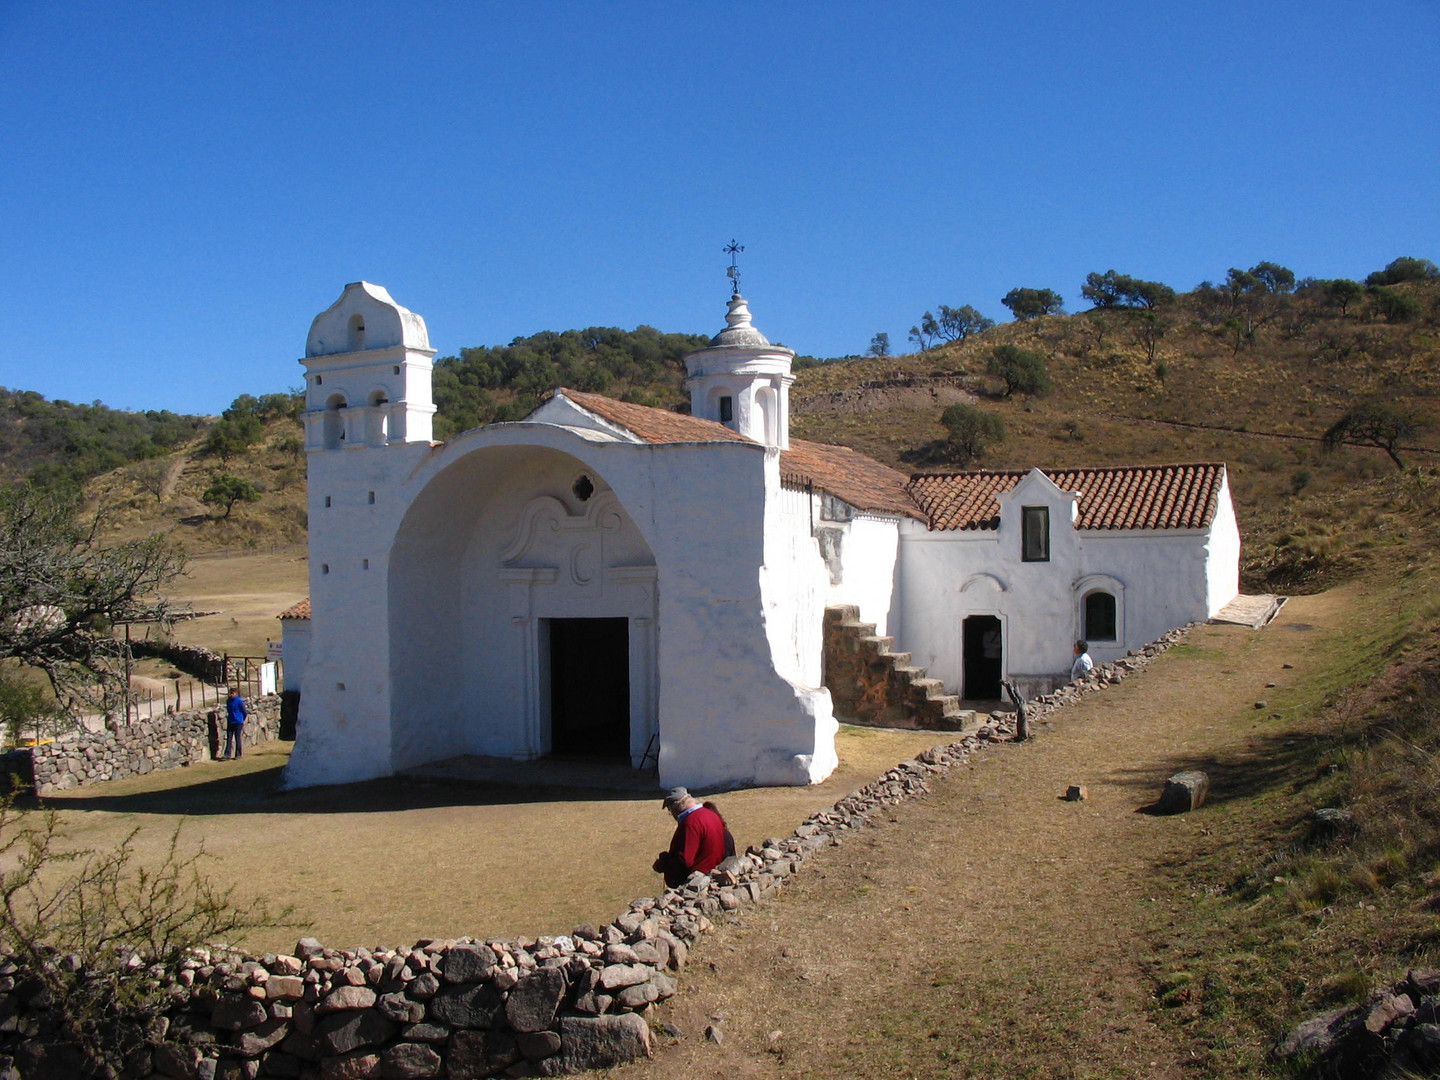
[792,274,1440,590]
[70,271,1440,600]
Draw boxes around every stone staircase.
[822,605,975,731]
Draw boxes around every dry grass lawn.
[36,726,952,956]
[161,544,309,657]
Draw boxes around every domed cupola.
[684,293,795,449]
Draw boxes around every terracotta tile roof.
[277,598,311,620]
[780,440,924,519]
[905,463,1227,531]
[556,389,754,444]
[557,390,923,518]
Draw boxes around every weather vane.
[723,239,744,297]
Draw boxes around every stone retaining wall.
[130,640,231,684]
[0,626,1192,1078]
[21,697,282,795]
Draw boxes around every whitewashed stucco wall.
[285,418,840,793]
[893,470,1237,698]
[278,620,311,694]
[1204,479,1242,616]
[819,511,901,637]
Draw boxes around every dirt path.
[621,591,1349,1080]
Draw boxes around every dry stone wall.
[0,626,1191,1078]
[21,697,282,795]
[129,641,231,685]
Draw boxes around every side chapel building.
[279,282,1240,792]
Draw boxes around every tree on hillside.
[986,345,1052,398]
[129,458,170,505]
[201,473,260,518]
[0,486,186,716]
[1323,402,1421,470]
[909,313,940,351]
[908,305,994,351]
[1367,286,1424,323]
[1365,256,1439,287]
[868,332,891,357]
[1080,271,1175,310]
[938,305,994,342]
[1001,287,1064,321]
[1248,261,1296,294]
[201,414,262,464]
[1320,278,1364,316]
[1134,311,1170,364]
[940,403,1005,464]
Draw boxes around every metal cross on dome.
[723,239,744,297]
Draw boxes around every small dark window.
[367,491,375,504]
[324,495,331,508]
[1085,591,1117,641]
[393,365,401,374]
[315,375,322,385]
[321,563,329,575]
[719,396,733,423]
[572,474,594,502]
[362,558,370,570]
[1021,506,1050,562]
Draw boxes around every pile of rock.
[23,697,281,794]
[1273,970,1440,1078]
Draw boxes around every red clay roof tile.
[905,464,1226,531]
[277,599,312,620]
[780,440,924,519]
[556,389,754,444]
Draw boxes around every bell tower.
[683,292,795,449]
[299,282,437,451]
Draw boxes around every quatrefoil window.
[572,474,595,502]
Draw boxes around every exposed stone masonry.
[823,605,967,729]
[16,697,282,795]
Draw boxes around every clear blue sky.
[2,1,1437,416]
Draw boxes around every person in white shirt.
[1070,639,1094,681]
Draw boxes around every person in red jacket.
[652,787,727,887]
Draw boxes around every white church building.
[279,282,1240,792]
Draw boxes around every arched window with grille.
[1084,590,1117,642]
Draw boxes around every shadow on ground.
[37,747,656,817]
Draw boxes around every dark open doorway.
[962,615,1002,700]
[548,618,630,759]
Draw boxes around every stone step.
[858,635,894,653]
[910,677,946,694]
[886,651,912,667]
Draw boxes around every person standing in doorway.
[652,788,726,887]
[224,689,247,759]
[1071,639,1094,681]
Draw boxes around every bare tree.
[0,795,288,1076]
[129,459,170,506]
[0,486,186,717]
[1323,403,1421,470]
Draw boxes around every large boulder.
[1157,771,1209,813]
[539,1014,652,1075]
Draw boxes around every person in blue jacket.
[224,689,247,759]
